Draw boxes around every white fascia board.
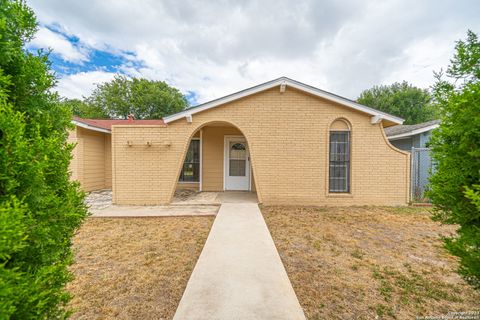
[387,124,440,140]
[163,77,404,125]
[72,120,111,134]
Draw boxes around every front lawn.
[67,217,213,319]
[262,206,479,319]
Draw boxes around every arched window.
[329,119,351,193]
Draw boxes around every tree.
[357,81,436,124]
[428,30,480,288]
[62,98,108,119]
[0,0,87,318]
[86,75,188,119]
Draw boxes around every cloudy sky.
[27,0,479,105]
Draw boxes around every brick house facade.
[108,77,410,206]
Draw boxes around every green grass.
[374,304,396,318]
[312,240,322,251]
[351,248,364,259]
[372,265,462,314]
[385,206,432,216]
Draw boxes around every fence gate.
[410,147,434,202]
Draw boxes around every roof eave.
[387,124,440,140]
[72,120,111,133]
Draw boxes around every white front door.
[224,137,250,191]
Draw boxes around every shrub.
[0,0,88,317]
[428,30,480,288]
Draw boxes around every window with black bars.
[179,139,200,182]
[329,131,350,193]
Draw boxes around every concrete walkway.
[174,203,306,320]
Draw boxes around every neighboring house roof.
[72,116,165,133]
[385,120,440,140]
[163,77,405,126]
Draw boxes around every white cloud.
[28,27,89,63]
[27,0,480,101]
[382,33,462,90]
[55,71,116,99]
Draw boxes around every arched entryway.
[175,121,257,196]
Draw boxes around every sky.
[26,0,480,106]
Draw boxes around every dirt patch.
[67,216,213,319]
[174,188,198,201]
[261,206,479,320]
[172,189,221,205]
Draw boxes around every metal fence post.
[411,147,415,202]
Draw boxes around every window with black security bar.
[329,131,350,193]
[179,139,200,182]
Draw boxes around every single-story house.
[70,77,411,206]
[384,120,440,151]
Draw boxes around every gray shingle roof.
[384,120,440,137]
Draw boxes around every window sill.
[178,181,200,184]
[326,192,354,198]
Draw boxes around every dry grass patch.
[67,216,213,320]
[261,206,479,320]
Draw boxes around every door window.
[229,142,246,176]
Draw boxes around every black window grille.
[329,131,350,193]
[179,139,200,182]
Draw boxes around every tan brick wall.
[70,127,112,192]
[112,87,409,205]
[104,134,112,188]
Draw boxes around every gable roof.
[163,77,404,126]
[385,120,440,140]
[73,116,165,133]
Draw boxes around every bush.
[428,30,480,288]
[0,0,88,318]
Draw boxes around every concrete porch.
[172,189,258,205]
[86,189,257,217]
